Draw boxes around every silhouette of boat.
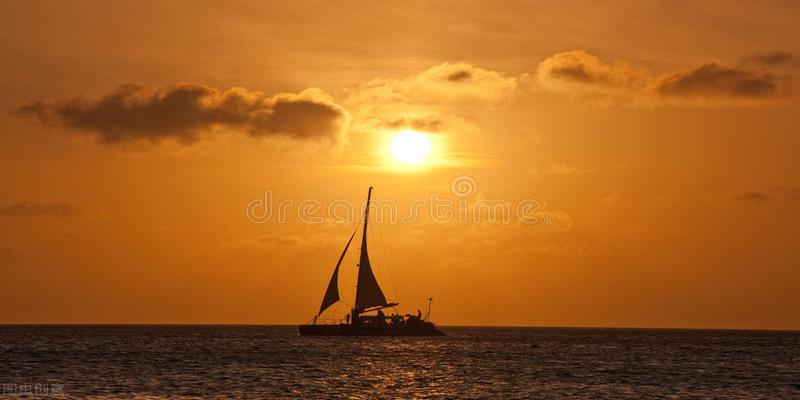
[299,187,444,336]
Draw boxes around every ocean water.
[1,326,799,399]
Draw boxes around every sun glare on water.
[390,130,432,165]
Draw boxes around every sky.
[1,0,799,329]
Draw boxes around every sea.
[1,326,799,399]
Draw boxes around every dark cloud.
[17,84,349,145]
[0,201,79,217]
[536,50,645,89]
[774,187,800,202]
[549,64,600,83]
[535,50,651,106]
[734,187,800,205]
[256,234,302,247]
[654,64,785,98]
[446,70,472,82]
[735,191,772,204]
[383,116,446,132]
[537,50,792,106]
[749,51,796,67]
[0,246,21,264]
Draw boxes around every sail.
[355,187,389,310]
[318,228,357,316]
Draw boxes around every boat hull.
[299,323,445,336]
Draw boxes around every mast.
[361,186,373,256]
[354,186,389,312]
[425,297,433,321]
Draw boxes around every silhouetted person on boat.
[345,313,350,324]
[390,313,403,325]
[376,309,387,325]
[417,309,422,320]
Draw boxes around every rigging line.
[375,218,397,302]
[370,219,388,295]
[368,223,385,289]
[375,214,400,302]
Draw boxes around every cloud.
[446,70,473,82]
[356,113,482,139]
[381,115,448,132]
[776,187,800,202]
[0,201,79,217]
[17,84,349,145]
[344,62,516,110]
[603,193,623,206]
[524,127,543,144]
[438,255,479,269]
[653,64,786,99]
[527,243,607,258]
[344,62,516,135]
[250,234,303,247]
[226,234,304,250]
[537,50,650,89]
[527,163,594,177]
[226,230,350,252]
[735,191,772,204]
[380,62,517,104]
[462,210,574,247]
[734,187,800,205]
[535,50,651,105]
[746,51,797,67]
[534,50,792,106]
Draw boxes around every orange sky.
[1,1,799,329]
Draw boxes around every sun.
[390,130,432,164]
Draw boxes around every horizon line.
[1,323,798,333]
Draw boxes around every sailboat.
[298,187,444,336]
